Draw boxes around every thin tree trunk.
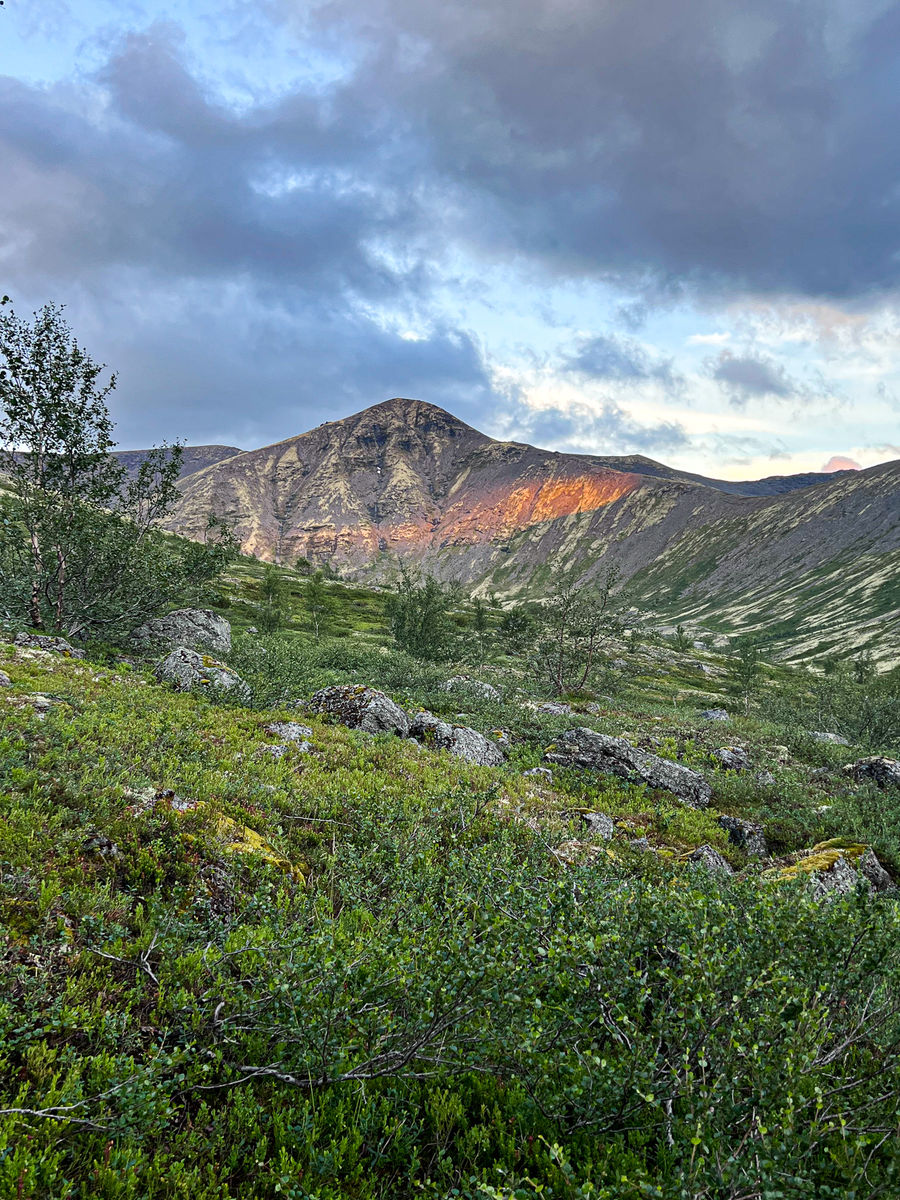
[55,547,66,631]
[28,527,44,629]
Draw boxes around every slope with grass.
[2,616,900,1198]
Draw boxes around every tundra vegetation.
[2,315,900,1198]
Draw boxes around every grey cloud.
[281,0,900,299]
[0,26,498,446]
[565,333,678,387]
[709,352,797,403]
[506,400,688,457]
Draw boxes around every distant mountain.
[587,454,854,497]
[113,445,242,482]
[162,399,900,665]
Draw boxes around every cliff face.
[162,397,900,665]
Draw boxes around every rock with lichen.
[154,646,249,699]
[13,632,85,659]
[844,756,900,790]
[544,727,712,808]
[409,709,505,766]
[309,684,409,737]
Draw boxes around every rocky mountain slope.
[161,399,900,664]
[113,444,242,481]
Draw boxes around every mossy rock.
[170,802,305,881]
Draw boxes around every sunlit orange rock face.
[166,398,646,574]
[436,474,640,545]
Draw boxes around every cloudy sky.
[2,0,899,477]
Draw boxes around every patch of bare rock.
[544,727,712,808]
[131,608,232,655]
[13,632,85,659]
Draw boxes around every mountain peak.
[344,396,480,432]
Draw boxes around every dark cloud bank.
[1,1,898,448]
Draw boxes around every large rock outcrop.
[309,685,410,737]
[131,609,231,655]
[544,727,712,808]
[409,710,506,766]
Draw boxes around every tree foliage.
[528,567,624,694]
[0,301,236,638]
[387,566,458,661]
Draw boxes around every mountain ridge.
[158,398,900,664]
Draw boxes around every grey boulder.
[581,811,615,839]
[684,844,733,878]
[545,727,712,808]
[699,708,729,722]
[154,646,249,699]
[409,710,505,766]
[132,609,231,655]
[0,671,11,687]
[844,756,900,790]
[808,731,850,746]
[718,814,768,858]
[309,685,409,737]
[713,746,752,772]
[438,676,501,702]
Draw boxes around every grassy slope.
[3,578,900,1197]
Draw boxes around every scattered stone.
[309,684,409,737]
[154,647,250,699]
[264,721,314,743]
[718,814,768,858]
[581,811,614,839]
[629,836,650,852]
[684,844,733,878]
[409,710,505,766]
[610,659,629,671]
[844,756,900,790]
[699,708,729,722]
[259,744,291,760]
[13,632,85,659]
[439,676,501,702]
[755,770,776,787]
[554,839,606,865]
[0,671,11,687]
[545,727,712,808]
[533,701,572,716]
[82,833,120,859]
[131,609,232,655]
[524,766,553,780]
[124,787,195,815]
[713,746,752,772]
[246,626,259,634]
[808,731,850,746]
[21,693,60,719]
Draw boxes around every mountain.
[113,444,243,481]
[162,398,900,665]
